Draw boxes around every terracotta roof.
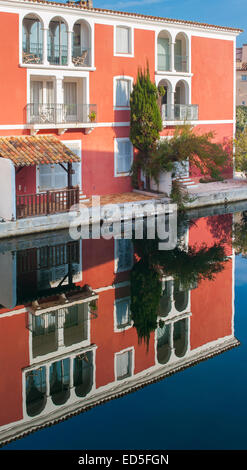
[21,0,243,33]
[0,135,80,166]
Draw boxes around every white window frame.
[114,138,133,177]
[114,25,134,57]
[114,347,134,381]
[114,76,133,110]
[114,296,132,332]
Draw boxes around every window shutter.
[54,164,67,189]
[116,140,132,174]
[116,79,129,107]
[116,27,130,54]
[31,81,43,104]
[116,351,130,379]
[116,239,132,271]
[39,164,53,191]
[116,299,130,327]
[46,81,54,105]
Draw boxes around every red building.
[0,0,242,224]
[0,213,239,446]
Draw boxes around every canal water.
[0,204,247,450]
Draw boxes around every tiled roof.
[22,0,243,33]
[0,135,80,166]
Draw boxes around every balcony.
[161,104,199,122]
[16,188,80,220]
[26,103,97,131]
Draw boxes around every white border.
[114,346,135,381]
[113,24,134,58]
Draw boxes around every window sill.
[115,172,131,178]
[114,53,134,58]
[114,107,130,111]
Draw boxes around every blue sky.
[92,0,246,46]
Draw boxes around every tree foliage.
[130,220,228,346]
[235,127,247,174]
[233,211,247,255]
[236,106,247,134]
[130,260,162,348]
[130,65,162,154]
[163,125,229,179]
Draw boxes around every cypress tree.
[130,65,162,154]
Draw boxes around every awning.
[0,135,80,166]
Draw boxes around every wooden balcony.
[16,188,79,219]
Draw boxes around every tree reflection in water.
[130,218,229,347]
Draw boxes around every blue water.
[2,253,246,450]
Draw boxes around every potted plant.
[88,110,96,123]
[89,299,98,315]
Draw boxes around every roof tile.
[0,135,80,166]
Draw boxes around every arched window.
[174,80,190,120]
[173,318,189,358]
[74,351,94,397]
[72,20,91,67]
[173,281,189,312]
[50,358,70,405]
[158,79,172,120]
[174,33,189,72]
[48,17,68,65]
[157,31,171,71]
[22,14,43,64]
[157,323,171,364]
[159,280,172,317]
[26,367,46,417]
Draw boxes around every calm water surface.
[1,206,247,450]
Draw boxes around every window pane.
[116,26,130,54]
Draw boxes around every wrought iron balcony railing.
[26,103,97,125]
[48,45,68,65]
[161,104,199,121]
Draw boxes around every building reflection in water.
[0,213,239,446]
